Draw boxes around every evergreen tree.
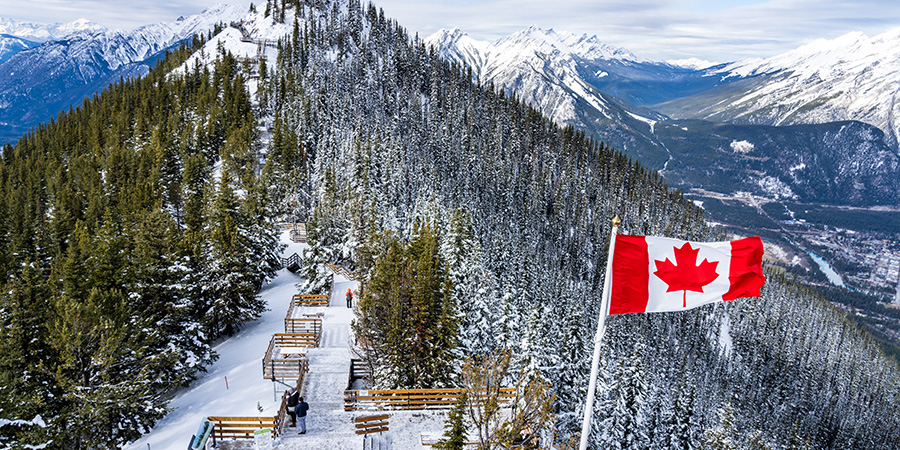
[353,225,458,388]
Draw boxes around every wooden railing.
[343,387,516,411]
[326,262,359,281]
[262,334,315,381]
[285,295,328,322]
[281,253,301,272]
[354,414,389,435]
[291,294,330,308]
[207,416,279,440]
[273,222,307,242]
[209,374,305,440]
[290,223,307,243]
[284,316,323,335]
[347,358,370,390]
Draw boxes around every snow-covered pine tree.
[202,171,267,338]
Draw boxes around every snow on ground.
[125,246,307,449]
[127,232,449,450]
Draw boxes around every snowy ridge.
[426,26,637,123]
[700,26,900,147]
[666,57,717,70]
[174,6,295,76]
[0,33,38,63]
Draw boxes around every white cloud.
[3,0,900,62]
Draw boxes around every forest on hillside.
[0,31,283,448]
[0,1,898,449]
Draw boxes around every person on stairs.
[297,396,310,434]
[286,389,300,427]
[346,288,353,308]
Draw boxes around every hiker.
[286,389,300,427]
[297,396,310,434]
[346,288,353,308]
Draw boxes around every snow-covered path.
[277,275,360,448]
[126,232,448,450]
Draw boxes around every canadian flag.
[609,235,765,315]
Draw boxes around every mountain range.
[0,5,246,143]
[2,6,899,248]
[426,26,900,210]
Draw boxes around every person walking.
[286,389,300,427]
[296,396,310,434]
[346,288,353,308]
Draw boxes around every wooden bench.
[343,388,516,411]
[354,413,389,435]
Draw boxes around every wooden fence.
[262,334,315,381]
[207,416,278,440]
[354,413,389,435]
[273,222,307,242]
[326,262,359,281]
[284,316,323,335]
[290,223,307,243]
[343,387,516,411]
[290,294,330,309]
[347,358,371,390]
[281,253,301,272]
[208,374,305,440]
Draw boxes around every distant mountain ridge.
[0,33,38,63]
[0,4,246,144]
[0,16,107,42]
[657,27,900,149]
[426,26,900,208]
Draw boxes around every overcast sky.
[4,0,900,62]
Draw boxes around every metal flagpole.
[578,215,620,450]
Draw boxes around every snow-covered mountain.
[426,27,728,124]
[427,26,900,208]
[0,4,247,144]
[0,33,38,63]
[0,16,106,42]
[657,27,900,149]
[426,27,638,124]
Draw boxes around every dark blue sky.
[5,0,900,62]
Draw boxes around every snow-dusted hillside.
[0,4,247,144]
[659,27,900,148]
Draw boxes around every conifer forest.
[0,1,898,449]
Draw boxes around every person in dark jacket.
[296,396,310,434]
[346,288,353,308]
[286,389,300,427]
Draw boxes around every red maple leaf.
[654,243,720,307]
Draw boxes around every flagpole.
[578,215,620,450]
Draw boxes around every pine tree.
[203,172,266,338]
[435,393,467,450]
[353,225,457,388]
